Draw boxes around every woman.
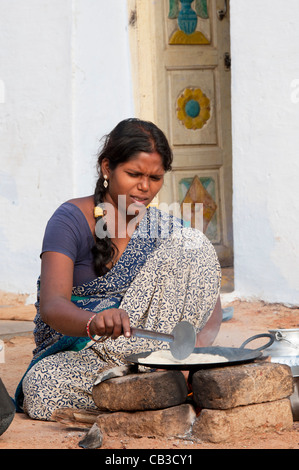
[16,118,222,420]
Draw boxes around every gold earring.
[103,175,108,189]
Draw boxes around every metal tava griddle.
[130,321,196,360]
[125,333,275,370]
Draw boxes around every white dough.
[138,349,229,365]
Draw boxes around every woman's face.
[101,152,165,217]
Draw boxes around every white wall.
[0,0,134,294]
[230,0,299,305]
[72,0,134,196]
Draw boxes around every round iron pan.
[125,346,263,370]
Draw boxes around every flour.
[138,349,229,365]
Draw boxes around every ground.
[0,280,299,450]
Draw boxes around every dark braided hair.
[92,118,173,276]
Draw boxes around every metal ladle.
[130,321,196,360]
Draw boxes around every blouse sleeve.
[41,203,81,262]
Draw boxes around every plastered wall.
[0,0,134,294]
[230,0,299,305]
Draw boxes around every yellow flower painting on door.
[176,87,211,130]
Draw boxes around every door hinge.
[224,52,231,71]
[217,0,228,21]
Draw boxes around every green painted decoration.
[195,0,209,19]
[168,0,210,44]
[179,176,218,241]
[168,0,180,19]
[168,0,209,20]
[185,99,201,118]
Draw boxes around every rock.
[92,370,188,411]
[94,364,137,386]
[95,403,196,438]
[192,362,294,409]
[51,408,100,427]
[192,398,293,443]
[78,422,103,449]
[0,378,16,436]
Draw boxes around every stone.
[192,362,294,410]
[95,403,196,438]
[92,370,188,411]
[192,398,293,443]
[51,408,100,427]
[0,378,16,436]
[78,422,103,449]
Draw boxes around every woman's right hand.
[89,308,131,340]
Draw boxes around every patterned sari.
[16,207,221,419]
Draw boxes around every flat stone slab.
[51,404,196,439]
[192,361,294,409]
[192,398,293,443]
[95,403,196,438]
[92,370,188,411]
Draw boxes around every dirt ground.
[1,288,299,450]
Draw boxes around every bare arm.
[39,251,131,339]
[195,295,222,347]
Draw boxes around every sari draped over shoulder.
[31,207,184,360]
[15,207,221,414]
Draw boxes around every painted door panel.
[128,0,233,266]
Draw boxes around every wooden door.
[128,0,233,266]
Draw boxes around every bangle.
[86,314,97,341]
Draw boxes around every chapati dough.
[138,349,229,365]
